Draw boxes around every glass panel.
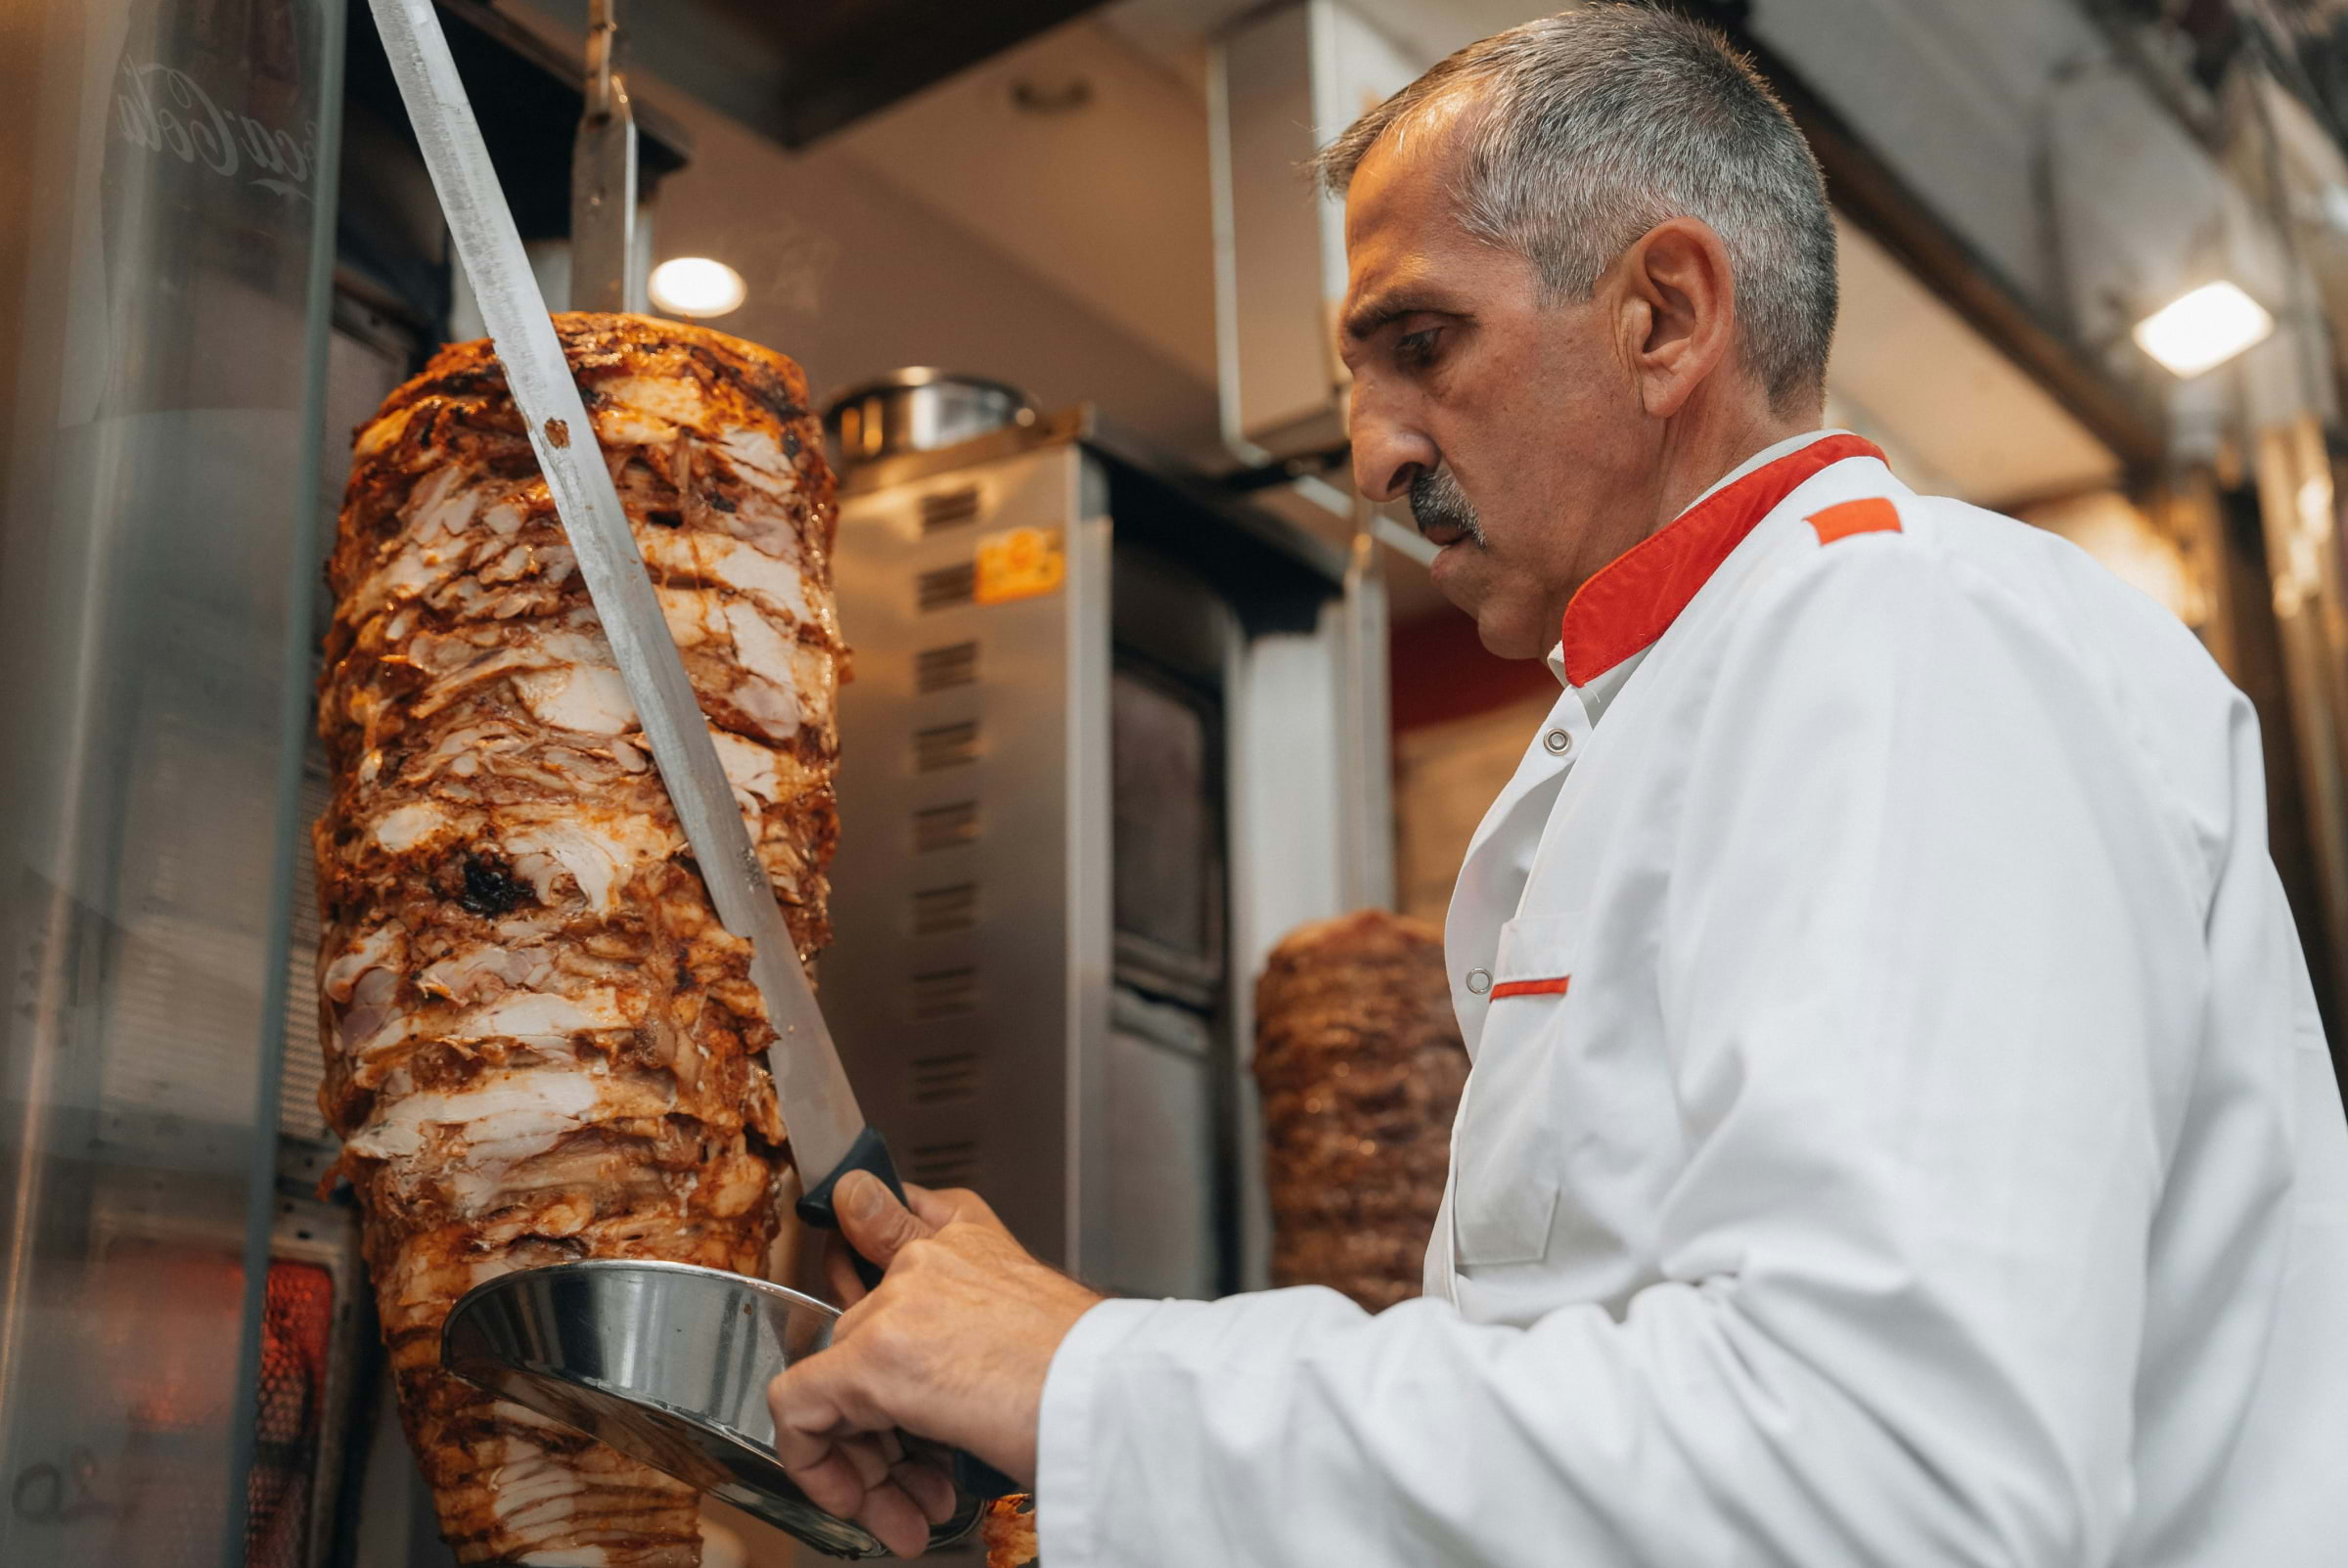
[0,2,341,1564]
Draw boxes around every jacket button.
[1466,967,1493,995]
[1544,728,1573,755]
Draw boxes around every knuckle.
[856,1326,900,1370]
[861,1311,918,1366]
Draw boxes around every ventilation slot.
[914,800,979,852]
[915,720,979,773]
[917,561,976,611]
[912,882,978,935]
[920,485,982,533]
[916,641,978,692]
[909,1049,980,1105]
[908,965,978,1020]
[906,1138,981,1187]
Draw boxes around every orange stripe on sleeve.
[1807,497,1902,544]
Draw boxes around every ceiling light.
[2132,281,2274,379]
[649,257,746,319]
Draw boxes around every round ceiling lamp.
[649,256,747,319]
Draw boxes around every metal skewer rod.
[571,0,643,313]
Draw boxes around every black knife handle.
[954,1453,1020,1501]
[902,1438,1017,1502]
[795,1125,905,1290]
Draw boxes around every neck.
[1643,399,1817,538]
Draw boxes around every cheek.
[1449,342,1614,482]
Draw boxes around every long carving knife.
[367,0,899,1267]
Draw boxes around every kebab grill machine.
[233,7,1381,1565]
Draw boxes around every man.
[770,9,2348,1563]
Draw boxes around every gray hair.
[1313,5,1837,409]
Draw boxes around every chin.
[1438,560,1550,660]
[1470,610,1551,662]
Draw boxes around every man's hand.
[767,1173,1103,1556]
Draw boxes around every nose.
[1347,382,1440,503]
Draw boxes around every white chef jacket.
[1036,431,2348,1566]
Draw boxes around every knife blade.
[366,0,899,1259]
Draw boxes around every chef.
[768,8,2348,1563]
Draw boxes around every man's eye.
[1395,329,1440,367]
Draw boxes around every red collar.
[1558,433,1887,687]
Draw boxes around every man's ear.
[1615,217,1738,421]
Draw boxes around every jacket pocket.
[1453,914,1577,1270]
[1455,1171,1560,1268]
[1490,912,1578,999]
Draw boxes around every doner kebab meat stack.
[1254,910,1468,1312]
[314,314,842,1565]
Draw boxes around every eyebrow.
[1341,290,1442,343]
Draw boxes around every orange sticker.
[974,525,1066,605]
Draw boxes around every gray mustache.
[1410,468,1484,545]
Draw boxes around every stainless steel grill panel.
[916,641,979,692]
[904,1139,982,1188]
[919,485,983,533]
[916,560,976,610]
[909,1050,981,1105]
[907,965,979,1020]
[911,882,979,935]
[827,425,1346,1297]
[827,440,1109,1270]
[915,719,980,773]
[913,800,980,853]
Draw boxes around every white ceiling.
[823,1,1558,400]
[829,14,1222,384]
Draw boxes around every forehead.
[1338,104,1484,314]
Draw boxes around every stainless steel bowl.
[823,368,1035,467]
[441,1260,982,1559]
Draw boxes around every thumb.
[835,1170,934,1271]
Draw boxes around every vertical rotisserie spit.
[1253,911,1468,1312]
[315,314,840,1565]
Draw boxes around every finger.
[892,1456,959,1525]
[766,1374,842,1474]
[782,1448,869,1520]
[842,1432,895,1493]
[773,1342,901,1438]
[824,1232,871,1306]
[856,1478,934,1560]
[903,1182,997,1231]
[834,1170,934,1273]
[768,1364,894,1473]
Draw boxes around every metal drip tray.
[441,1260,982,1559]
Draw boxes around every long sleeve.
[1036,534,2212,1567]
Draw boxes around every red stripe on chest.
[1488,975,1572,1000]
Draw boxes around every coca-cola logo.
[113,57,319,202]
